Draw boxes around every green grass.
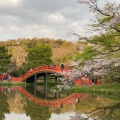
[73,84,120,94]
[0,81,120,98]
[0,81,31,86]
[0,80,56,86]
[69,84,120,100]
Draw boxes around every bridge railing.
[18,65,71,82]
[11,77,20,82]
[10,65,100,86]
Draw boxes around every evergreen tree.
[24,43,53,71]
[0,45,12,73]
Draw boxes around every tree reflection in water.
[0,91,10,119]
[88,102,120,120]
[0,86,119,120]
[24,98,51,120]
[69,102,120,120]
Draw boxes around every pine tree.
[24,43,53,71]
[0,45,12,73]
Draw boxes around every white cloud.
[0,0,22,6]
[0,27,4,32]
[24,24,55,38]
[48,13,65,23]
[8,0,22,5]
[0,0,120,41]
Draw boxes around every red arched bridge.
[0,65,100,86]
[0,86,91,108]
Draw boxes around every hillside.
[0,38,84,68]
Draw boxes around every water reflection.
[24,97,51,120]
[4,113,30,120]
[17,86,91,108]
[88,102,120,120]
[69,102,120,120]
[0,86,120,120]
[0,91,9,119]
[70,112,93,120]
[24,85,83,100]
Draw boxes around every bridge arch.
[11,65,100,86]
[11,65,69,83]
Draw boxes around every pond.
[0,85,120,120]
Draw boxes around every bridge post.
[55,76,58,84]
[57,91,60,99]
[44,71,48,99]
[58,77,60,85]
[34,74,37,95]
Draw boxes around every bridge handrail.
[10,65,98,87]
[18,65,71,82]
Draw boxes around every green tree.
[74,0,120,83]
[75,33,120,64]
[75,33,120,82]
[24,43,53,71]
[0,45,12,73]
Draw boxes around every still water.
[0,85,120,120]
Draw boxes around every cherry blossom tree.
[73,0,120,83]
[77,0,120,33]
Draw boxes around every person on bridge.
[60,63,64,71]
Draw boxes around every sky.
[0,0,120,41]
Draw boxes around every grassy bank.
[71,84,120,96]
[0,81,120,96]
[0,81,56,86]
[0,81,31,86]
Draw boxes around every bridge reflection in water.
[0,86,119,120]
[1,86,91,108]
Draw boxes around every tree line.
[0,38,79,77]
